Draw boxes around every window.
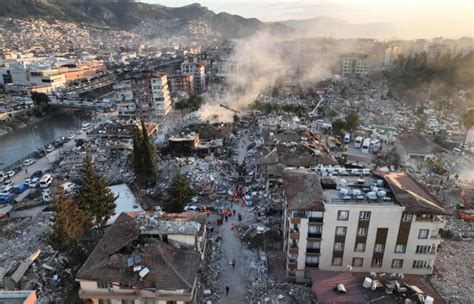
[352,257,363,267]
[307,241,320,249]
[392,259,403,268]
[374,244,385,253]
[332,257,343,266]
[412,260,430,269]
[308,225,322,236]
[335,226,347,236]
[394,244,406,253]
[334,242,344,251]
[401,212,412,222]
[122,301,135,304]
[98,300,112,304]
[97,281,111,289]
[308,211,323,218]
[416,245,436,254]
[144,299,155,304]
[337,210,349,220]
[371,258,382,267]
[357,227,368,236]
[355,243,366,252]
[418,229,429,239]
[359,211,371,221]
[305,256,319,264]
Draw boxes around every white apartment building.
[114,71,171,122]
[180,61,206,93]
[340,53,372,77]
[283,169,448,283]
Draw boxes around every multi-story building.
[77,213,204,304]
[283,168,448,283]
[180,61,206,93]
[340,53,372,76]
[167,74,194,96]
[114,71,171,122]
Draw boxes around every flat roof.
[323,175,400,207]
[107,184,144,225]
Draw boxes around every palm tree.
[461,108,474,154]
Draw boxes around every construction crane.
[219,104,240,123]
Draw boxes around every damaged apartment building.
[282,168,448,282]
[76,212,207,304]
[113,71,171,122]
[255,128,338,189]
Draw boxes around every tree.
[332,119,346,135]
[344,111,360,131]
[461,108,474,153]
[165,173,194,213]
[174,94,204,111]
[76,155,116,235]
[132,122,157,187]
[30,92,50,106]
[49,191,90,251]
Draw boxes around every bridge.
[48,99,112,111]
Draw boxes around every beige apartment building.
[283,169,448,282]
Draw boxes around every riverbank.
[0,109,89,170]
[0,108,70,136]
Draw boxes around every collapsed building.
[77,213,206,304]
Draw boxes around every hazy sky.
[145,0,473,38]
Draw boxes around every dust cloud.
[197,31,333,122]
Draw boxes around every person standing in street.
[225,286,230,296]
[231,258,236,269]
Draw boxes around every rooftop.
[77,213,201,292]
[138,217,202,236]
[397,132,446,155]
[107,184,144,225]
[283,169,325,211]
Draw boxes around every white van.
[361,138,371,154]
[354,136,363,148]
[39,174,53,188]
[343,133,351,144]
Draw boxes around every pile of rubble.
[197,238,224,303]
[0,212,71,302]
[245,280,316,304]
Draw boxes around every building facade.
[114,72,171,122]
[283,169,448,283]
[340,53,372,77]
[167,74,194,96]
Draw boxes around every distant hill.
[0,0,291,38]
[281,16,397,39]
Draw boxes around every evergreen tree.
[49,191,90,251]
[344,111,360,131]
[132,122,157,187]
[76,155,116,235]
[164,173,194,213]
[140,121,157,186]
[132,124,144,183]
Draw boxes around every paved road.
[216,203,259,303]
[237,131,249,166]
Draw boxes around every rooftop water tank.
[377,191,387,198]
[352,189,362,196]
[376,179,384,187]
[340,188,349,196]
[367,191,377,200]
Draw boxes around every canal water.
[0,110,88,169]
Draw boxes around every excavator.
[219,104,240,123]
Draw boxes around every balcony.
[305,263,319,268]
[289,230,300,240]
[290,217,301,224]
[289,246,299,255]
[306,248,320,254]
[308,233,322,239]
[292,211,306,218]
[308,217,324,223]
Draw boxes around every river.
[0,110,89,170]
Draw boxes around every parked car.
[29,177,40,188]
[5,171,15,178]
[61,182,77,196]
[12,183,28,194]
[30,170,43,179]
[0,193,13,204]
[46,145,55,153]
[23,159,35,166]
[67,134,76,140]
[2,180,14,188]
[3,185,13,193]
[39,174,53,188]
